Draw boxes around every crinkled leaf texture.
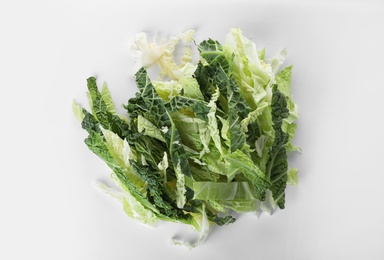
[74,28,300,248]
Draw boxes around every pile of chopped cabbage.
[73,28,299,248]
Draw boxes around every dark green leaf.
[86,77,130,139]
[266,85,290,209]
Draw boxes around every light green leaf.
[179,77,204,101]
[193,181,257,201]
[152,80,182,101]
[171,112,209,155]
[223,28,271,110]
[138,115,166,142]
[287,168,299,185]
[72,100,85,122]
[101,82,117,114]
[270,48,288,75]
[226,149,270,199]
[94,175,158,225]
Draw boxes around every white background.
[1,0,384,259]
